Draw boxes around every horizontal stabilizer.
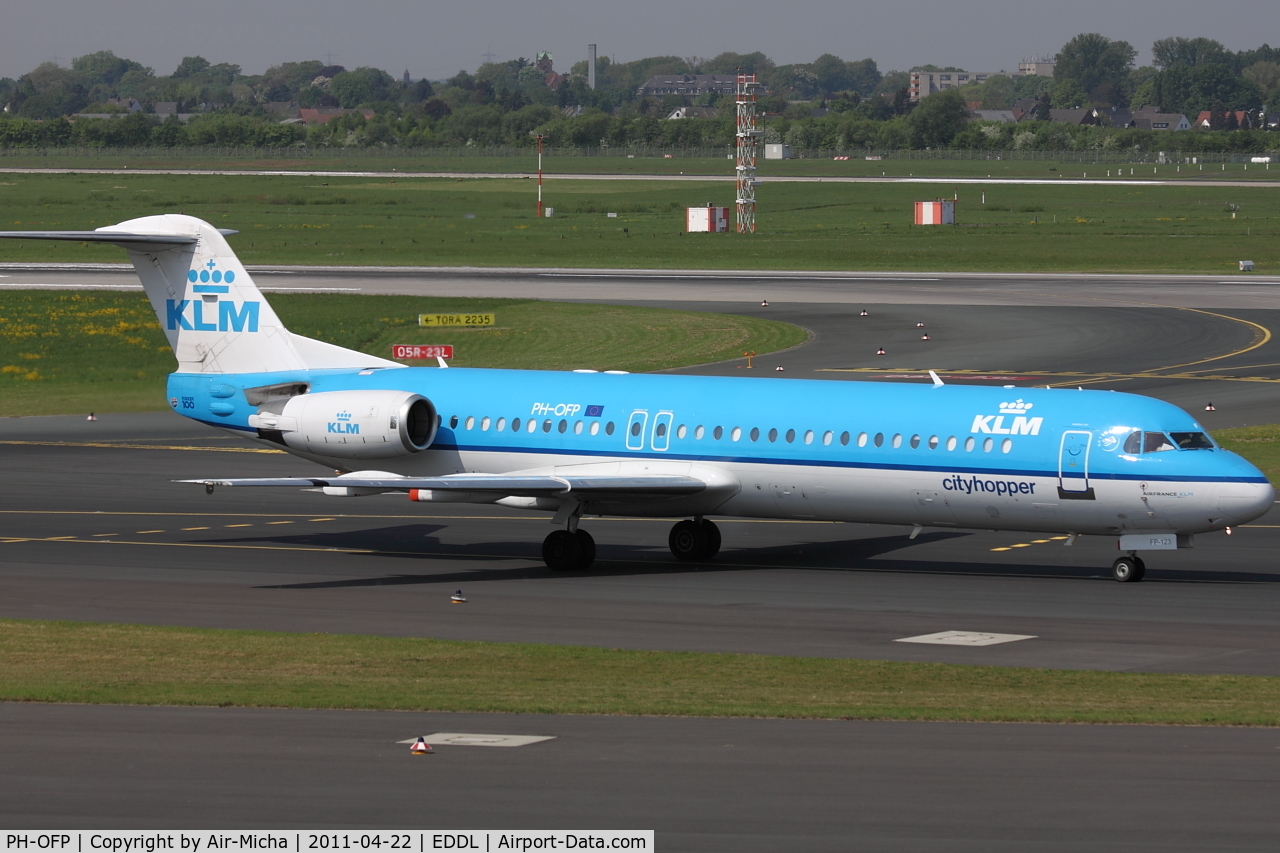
[180,473,708,500]
[0,229,238,252]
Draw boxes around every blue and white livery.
[2,214,1271,582]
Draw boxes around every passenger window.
[695,425,705,439]
[528,419,538,433]
[1001,438,1013,453]
[1171,431,1214,450]
[465,416,475,430]
[983,437,994,452]
[822,430,833,446]
[857,432,867,447]
[1123,431,1142,454]
[511,417,521,432]
[655,422,667,437]
[731,427,742,441]
[449,415,459,429]
[605,422,615,435]
[677,424,687,439]
[631,421,642,437]
[786,429,796,443]
[481,416,491,431]
[558,419,568,434]
[574,420,584,434]
[909,434,920,449]
[946,436,957,451]
[873,433,884,447]
[804,430,814,445]
[713,426,723,440]
[891,433,902,448]
[768,428,778,442]
[542,419,552,433]
[590,421,600,436]
[928,435,939,449]
[964,436,975,451]
[750,427,760,441]
[1143,432,1175,453]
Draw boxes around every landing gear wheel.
[1112,555,1145,583]
[542,529,595,570]
[543,529,582,571]
[669,519,721,561]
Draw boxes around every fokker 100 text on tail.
[2,215,1270,582]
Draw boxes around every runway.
[4,268,1280,845]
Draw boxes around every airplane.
[1,214,1272,583]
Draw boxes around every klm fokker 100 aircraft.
[3,215,1273,582]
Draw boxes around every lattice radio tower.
[734,71,762,233]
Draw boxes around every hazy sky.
[3,0,1276,82]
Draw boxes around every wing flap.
[178,473,708,499]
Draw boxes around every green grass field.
[0,291,806,416]
[3,619,1278,724]
[2,149,1277,180]
[0,172,1277,273]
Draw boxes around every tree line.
[0,37,1276,153]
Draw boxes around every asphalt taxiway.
[3,269,1280,845]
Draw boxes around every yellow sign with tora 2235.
[419,313,495,328]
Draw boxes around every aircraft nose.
[1217,461,1274,524]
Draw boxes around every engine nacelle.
[251,389,437,459]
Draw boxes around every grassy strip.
[2,619,1278,725]
[0,292,806,416]
[1216,423,1280,484]
[1,151,1276,181]
[0,173,1276,273]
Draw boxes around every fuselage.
[168,366,1274,537]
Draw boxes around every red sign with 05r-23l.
[393,345,453,360]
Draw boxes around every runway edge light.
[411,737,433,754]
[451,589,467,603]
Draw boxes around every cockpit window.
[1170,431,1215,450]
[1143,432,1176,453]
[1123,431,1142,454]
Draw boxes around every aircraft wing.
[179,473,708,500]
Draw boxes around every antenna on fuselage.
[929,370,944,388]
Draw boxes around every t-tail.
[0,214,399,374]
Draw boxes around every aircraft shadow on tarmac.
[236,525,1280,589]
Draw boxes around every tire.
[669,519,707,561]
[543,529,582,571]
[574,529,596,570]
[1112,556,1143,583]
[1131,556,1146,582]
[698,519,722,559]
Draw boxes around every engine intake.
[252,389,437,459]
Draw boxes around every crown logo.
[335,411,352,421]
[998,399,1033,415]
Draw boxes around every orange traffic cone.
[410,737,433,755]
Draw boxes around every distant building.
[665,106,719,120]
[972,109,1017,123]
[1047,107,1101,126]
[909,69,1022,101]
[1018,57,1056,76]
[1193,110,1253,129]
[1130,106,1190,131]
[536,52,566,89]
[638,74,743,98]
[263,101,301,121]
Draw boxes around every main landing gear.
[540,517,723,571]
[1111,553,1146,583]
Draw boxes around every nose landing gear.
[669,518,722,561]
[1111,553,1146,583]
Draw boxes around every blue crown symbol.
[188,259,236,285]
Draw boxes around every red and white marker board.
[686,207,729,232]
[914,200,955,225]
[393,345,454,360]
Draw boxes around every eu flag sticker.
[585,405,604,417]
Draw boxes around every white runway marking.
[895,631,1037,647]
[397,733,555,747]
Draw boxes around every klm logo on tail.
[166,260,259,332]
